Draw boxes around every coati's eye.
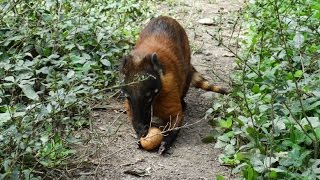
[154,89,159,94]
[123,92,130,99]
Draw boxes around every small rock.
[98,126,107,131]
[92,112,100,117]
[204,57,211,61]
[145,166,151,174]
[200,92,214,100]
[222,52,235,57]
[197,18,216,26]
[203,51,213,56]
[123,168,148,177]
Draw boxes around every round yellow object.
[140,127,163,151]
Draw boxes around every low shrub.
[206,0,320,179]
[0,0,152,178]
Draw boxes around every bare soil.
[74,0,242,179]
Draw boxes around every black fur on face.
[121,53,163,138]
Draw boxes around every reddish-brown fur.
[121,16,228,154]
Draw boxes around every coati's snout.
[121,53,162,138]
[123,92,153,138]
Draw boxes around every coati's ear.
[150,53,163,75]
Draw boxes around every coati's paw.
[158,141,167,155]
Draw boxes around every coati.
[120,16,228,154]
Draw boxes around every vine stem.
[207,30,263,79]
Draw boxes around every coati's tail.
[191,66,228,95]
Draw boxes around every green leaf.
[251,84,260,93]
[286,72,293,80]
[268,170,277,179]
[67,70,75,79]
[3,159,11,171]
[251,156,265,173]
[65,44,76,50]
[4,76,15,82]
[218,154,239,165]
[219,133,231,142]
[101,59,111,67]
[214,139,229,148]
[76,44,85,50]
[218,118,232,129]
[97,32,104,43]
[312,159,320,175]
[263,156,278,168]
[225,144,235,155]
[40,161,49,167]
[315,128,320,139]
[216,175,225,180]
[259,105,269,113]
[246,127,258,138]
[238,116,250,124]
[274,118,286,130]
[0,111,11,126]
[70,55,86,64]
[18,84,39,100]
[269,168,286,173]
[301,117,320,128]
[293,32,304,49]
[213,102,222,110]
[13,112,26,117]
[40,135,49,144]
[247,166,255,180]
[36,66,49,74]
[205,108,214,119]
[294,70,303,78]
[8,35,24,41]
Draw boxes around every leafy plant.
[0,0,152,178]
[206,0,320,179]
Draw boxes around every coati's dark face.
[121,53,162,138]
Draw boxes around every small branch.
[227,13,241,48]
[283,102,314,142]
[206,30,263,78]
[241,61,256,128]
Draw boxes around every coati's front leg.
[124,99,132,120]
[158,106,183,154]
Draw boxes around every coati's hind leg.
[158,105,183,154]
[180,69,193,111]
[181,99,187,111]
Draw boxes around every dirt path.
[75,0,242,179]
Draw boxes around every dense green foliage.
[207,0,320,179]
[0,0,152,178]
